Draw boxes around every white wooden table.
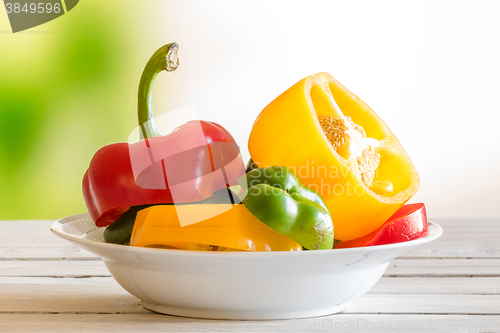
[1,218,499,332]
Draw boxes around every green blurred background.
[0,1,147,219]
[2,1,499,220]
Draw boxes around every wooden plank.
[430,218,499,230]
[0,220,97,259]
[369,277,500,294]
[344,294,500,315]
[400,236,500,258]
[385,258,500,276]
[0,277,146,314]
[0,261,109,277]
[0,313,498,332]
[1,276,499,314]
[3,259,500,278]
[0,246,98,259]
[1,275,498,303]
[1,218,499,259]
[400,218,500,258]
[2,275,499,302]
[1,219,498,331]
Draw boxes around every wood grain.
[369,276,500,294]
[0,314,499,333]
[3,259,500,277]
[0,218,499,332]
[401,218,500,258]
[0,220,97,259]
[0,260,108,277]
[1,218,499,259]
[2,276,499,314]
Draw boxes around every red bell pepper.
[336,203,428,248]
[83,43,244,227]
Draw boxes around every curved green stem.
[137,43,179,139]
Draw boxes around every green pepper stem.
[137,43,179,139]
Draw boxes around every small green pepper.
[238,166,334,250]
[103,205,151,245]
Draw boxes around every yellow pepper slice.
[248,73,419,240]
[130,204,302,251]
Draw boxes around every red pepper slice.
[82,43,244,227]
[336,203,428,248]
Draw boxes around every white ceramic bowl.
[50,213,442,320]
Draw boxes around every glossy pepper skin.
[82,43,244,227]
[103,205,151,245]
[103,188,240,245]
[248,73,419,240]
[336,203,428,248]
[238,166,334,250]
[130,204,302,251]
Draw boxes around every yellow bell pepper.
[130,204,303,251]
[248,73,419,241]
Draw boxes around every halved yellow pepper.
[130,204,302,251]
[248,73,419,241]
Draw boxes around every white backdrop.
[137,0,500,218]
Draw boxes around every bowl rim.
[50,212,443,258]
